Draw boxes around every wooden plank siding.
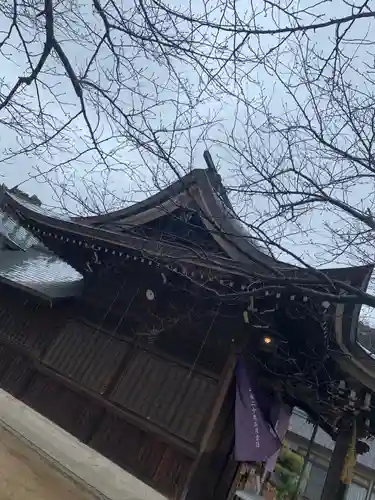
[90,412,193,498]
[0,286,237,499]
[110,350,218,443]
[43,320,130,394]
[23,372,103,442]
[0,287,64,355]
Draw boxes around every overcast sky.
[0,1,365,195]
[0,0,374,291]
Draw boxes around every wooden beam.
[35,361,199,458]
[181,352,237,500]
[200,354,237,453]
[0,336,198,458]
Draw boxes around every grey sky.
[0,0,374,296]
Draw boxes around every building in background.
[286,409,375,500]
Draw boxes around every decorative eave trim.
[334,302,375,392]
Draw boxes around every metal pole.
[291,422,319,500]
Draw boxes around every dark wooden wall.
[0,283,237,499]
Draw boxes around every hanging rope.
[187,303,221,379]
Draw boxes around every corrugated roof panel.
[0,207,82,299]
[0,248,83,298]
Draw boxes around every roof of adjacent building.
[0,246,83,299]
[0,210,82,300]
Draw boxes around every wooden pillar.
[182,354,237,500]
[321,426,351,500]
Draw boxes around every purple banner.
[234,358,282,463]
[264,405,292,472]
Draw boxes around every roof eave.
[0,275,83,301]
[71,168,217,225]
[3,187,374,289]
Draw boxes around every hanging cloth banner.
[264,405,292,473]
[234,357,283,462]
